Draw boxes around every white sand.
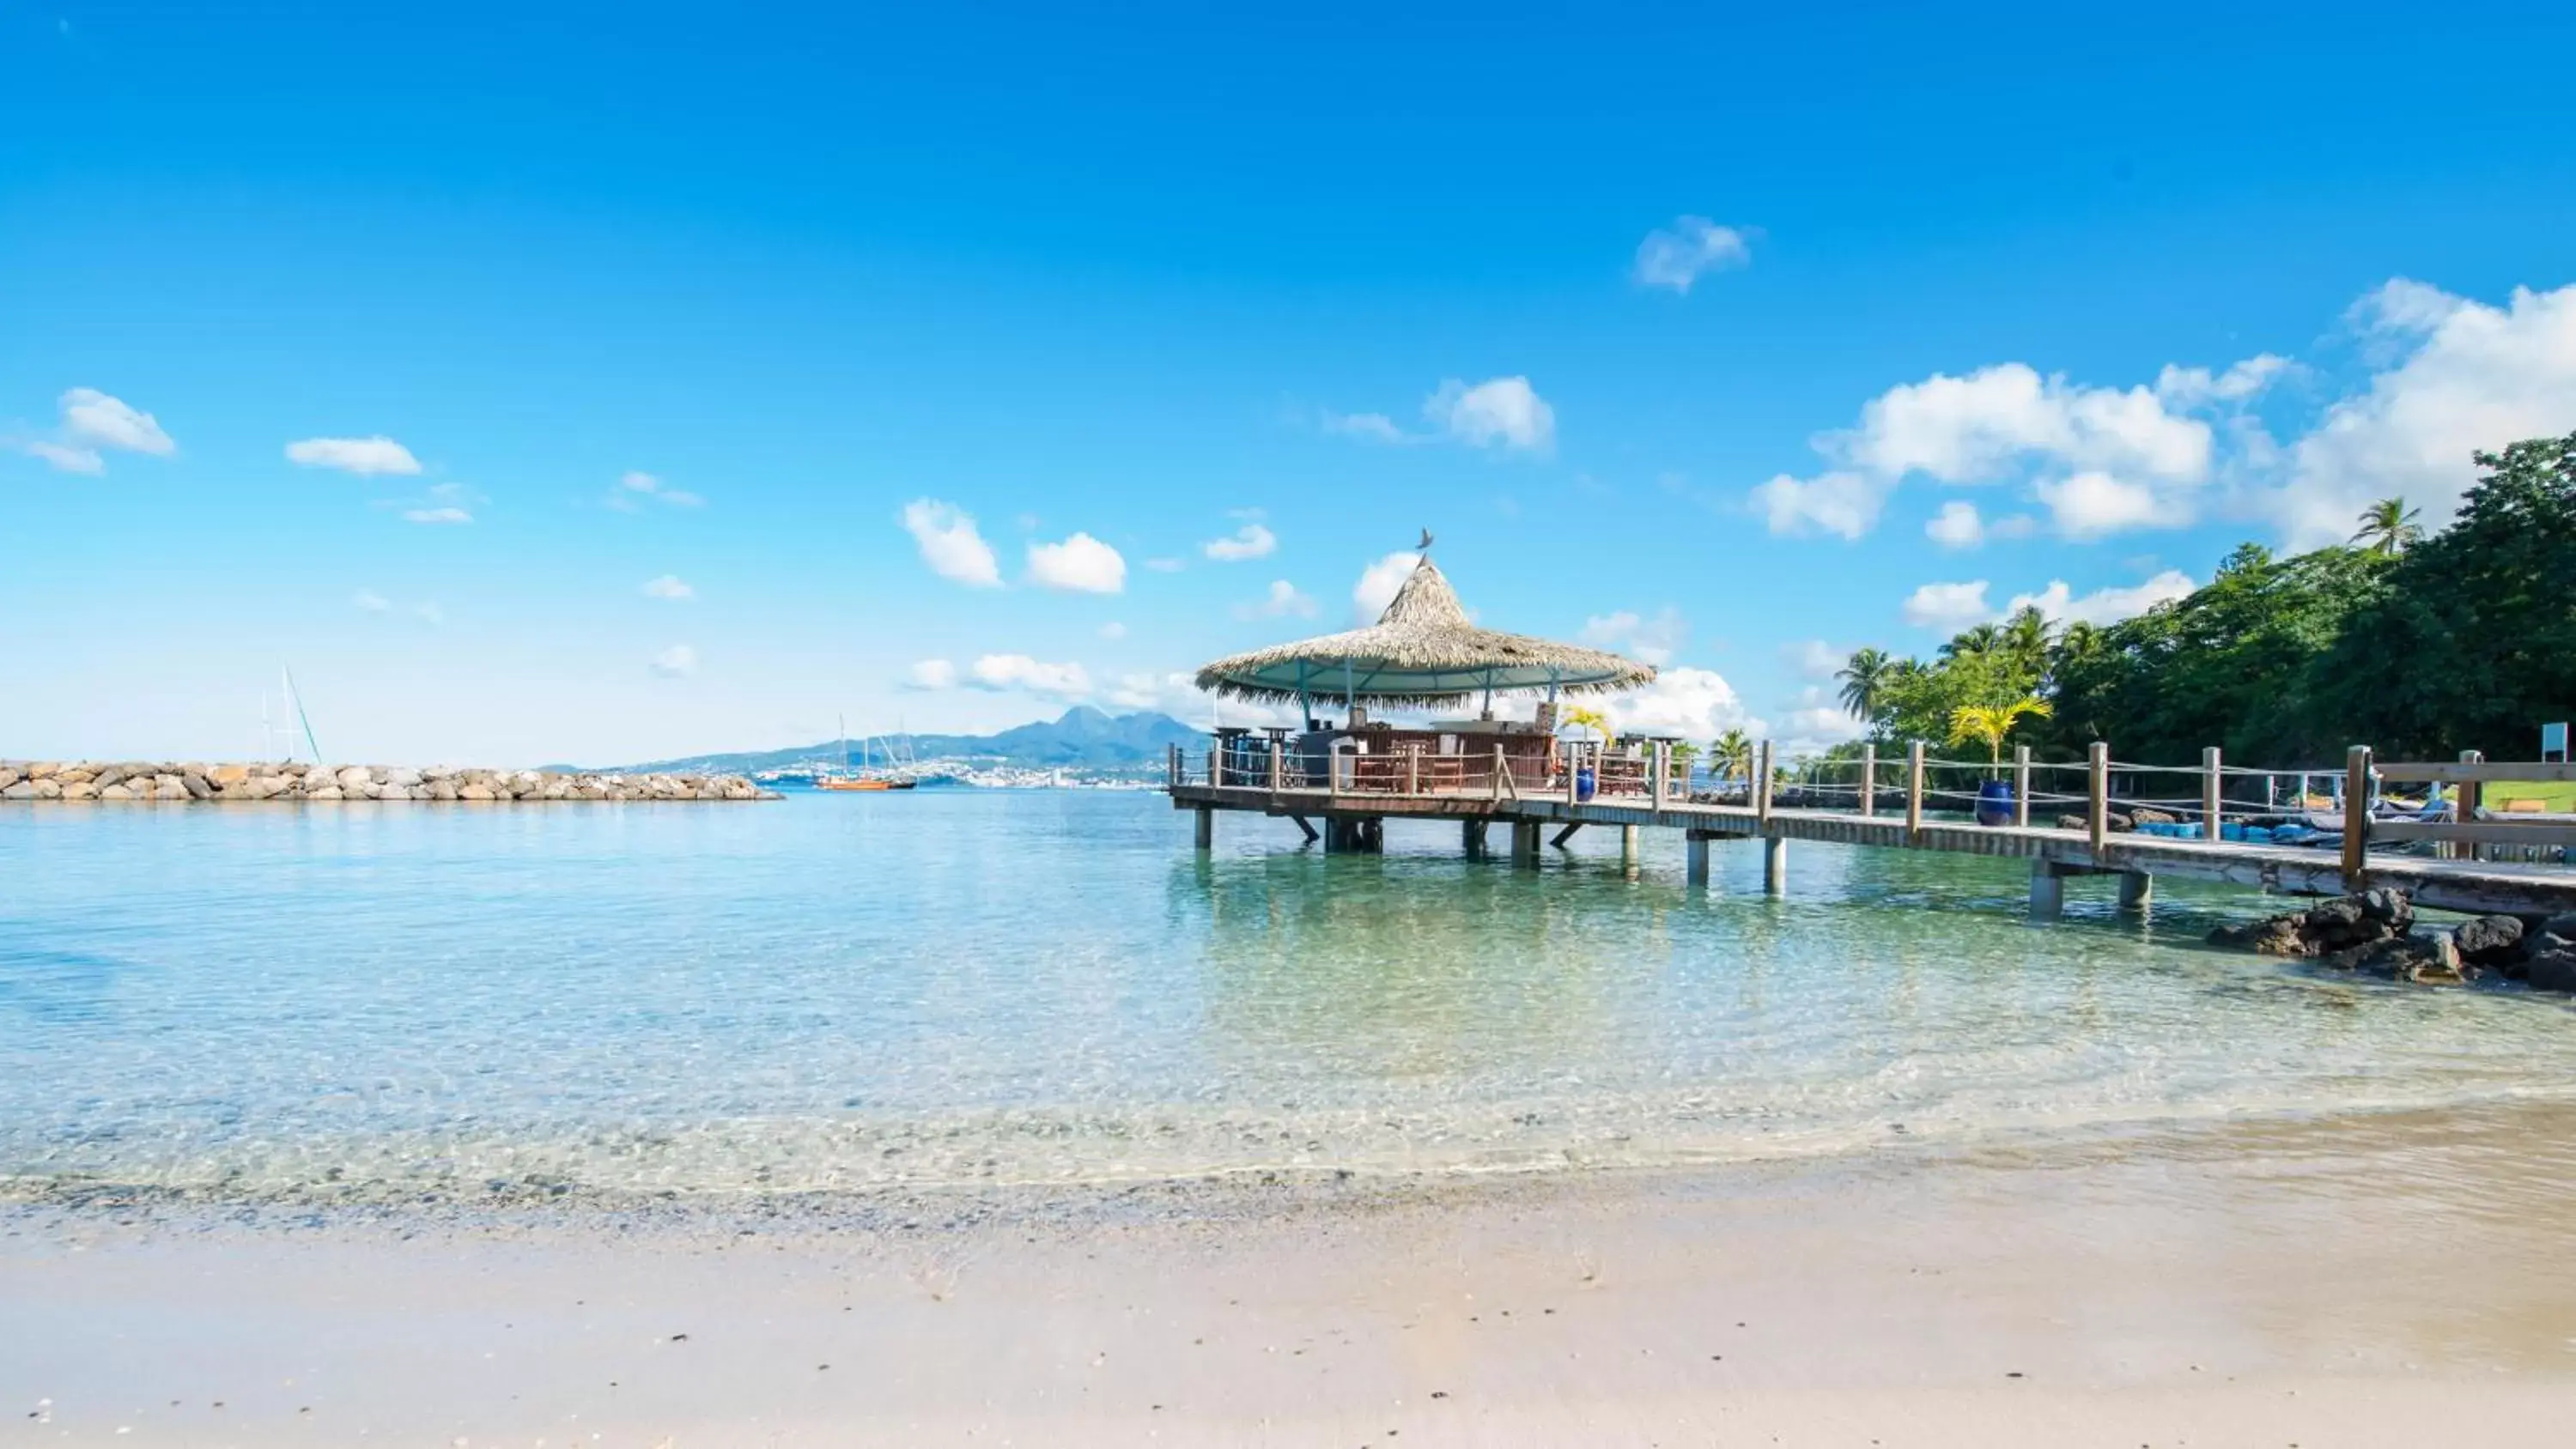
[7,1106,2575,1445]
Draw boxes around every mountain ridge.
[570,706,1209,774]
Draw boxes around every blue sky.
[6,1,2575,764]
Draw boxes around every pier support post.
[1462,820,1488,858]
[1685,830,1711,888]
[1511,820,1543,868]
[1194,806,1213,852]
[2342,744,2372,887]
[2117,870,2153,911]
[1620,824,1640,867]
[2087,742,2111,853]
[2030,859,2066,920]
[2013,744,2032,828]
[1762,835,1788,894]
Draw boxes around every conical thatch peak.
[1194,554,1656,707]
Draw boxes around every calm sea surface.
[3,791,2571,1200]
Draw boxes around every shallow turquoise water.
[3,792,2570,1198]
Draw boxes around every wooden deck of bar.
[1169,781,2576,919]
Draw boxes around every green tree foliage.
[1830,433,2575,767]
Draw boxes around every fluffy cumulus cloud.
[901,499,1002,587]
[1601,667,1759,742]
[905,658,959,690]
[1579,607,1687,666]
[285,435,420,476]
[1237,579,1317,620]
[1901,580,1994,631]
[1027,531,1127,593]
[1924,500,1985,549]
[609,470,705,510]
[1751,470,1885,540]
[401,506,472,525]
[965,653,1091,699]
[1632,215,1753,294]
[2032,470,2187,538]
[1777,686,1870,757]
[1425,376,1555,452]
[2005,570,2197,627]
[2266,280,2576,548]
[11,387,173,474]
[1203,522,1278,561]
[641,574,695,601]
[650,644,698,678]
[1352,551,1419,622]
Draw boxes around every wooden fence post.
[2012,744,2031,828]
[1269,740,1284,791]
[1168,743,1181,789]
[1755,741,1774,826]
[1905,741,1925,838]
[1860,743,1876,818]
[1651,742,1669,805]
[1406,746,1419,797]
[2087,741,2110,853]
[2342,744,2372,886]
[1493,743,1509,801]
[2202,746,2223,843]
[2458,749,2483,862]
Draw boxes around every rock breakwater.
[0,761,779,803]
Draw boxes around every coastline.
[9,1099,2574,1445]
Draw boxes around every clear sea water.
[3,791,2571,1201]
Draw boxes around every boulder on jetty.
[0,759,779,804]
[2210,891,2576,991]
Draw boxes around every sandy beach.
[10,1100,2574,1446]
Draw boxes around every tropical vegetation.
[1832,433,2576,767]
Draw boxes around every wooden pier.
[1166,743,2576,919]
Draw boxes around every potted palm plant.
[1947,697,2050,826]
[1562,706,1611,801]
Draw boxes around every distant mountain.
[580,706,1210,774]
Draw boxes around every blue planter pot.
[1975,779,2014,828]
[1575,767,1597,802]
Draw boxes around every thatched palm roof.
[1194,556,1657,707]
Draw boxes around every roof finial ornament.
[1417,527,1434,555]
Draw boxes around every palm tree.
[1947,697,2052,774]
[1710,729,1753,787]
[2000,606,2053,674]
[1561,705,1612,747]
[1836,647,1895,722]
[1942,622,2003,660]
[2351,496,2423,555]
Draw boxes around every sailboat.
[816,715,916,791]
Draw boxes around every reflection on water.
[1,796,2569,1200]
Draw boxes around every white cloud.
[901,499,1003,587]
[352,590,392,613]
[1845,362,2212,485]
[1783,639,1843,679]
[1751,470,1885,540]
[1321,411,1414,445]
[1632,215,1753,294]
[1778,687,1870,757]
[1236,579,1319,621]
[1924,500,1985,549]
[1352,550,1419,622]
[60,388,174,456]
[18,439,102,474]
[401,506,472,524]
[1901,580,1994,631]
[411,602,445,627]
[966,653,1091,699]
[285,435,420,476]
[1601,667,1759,742]
[10,388,169,473]
[610,470,705,510]
[1425,376,1555,452]
[2006,569,2196,627]
[906,658,959,690]
[1579,607,1687,666]
[2155,354,2293,406]
[641,574,695,601]
[650,645,699,678]
[1026,531,1127,593]
[2266,279,2576,548]
[1097,621,1128,640]
[2032,470,2186,538]
[1203,522,1278,561]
